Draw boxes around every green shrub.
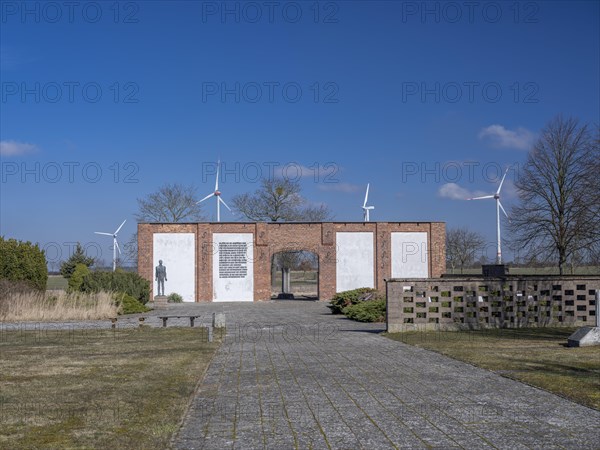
[80,271,150,304]
[167,292,183,303]
[68,263,90,292]
[0,237,48,291]
[342,299,386,322]
[60,243,95,278]
[115,293,151,315]
[328,287,383,314]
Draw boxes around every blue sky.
[1,0,599,267]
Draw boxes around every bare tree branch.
[509,116,600,274]
[446,227,486,273]
[135,183,205,223]
[232,178,333,222]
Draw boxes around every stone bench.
[158,315,204,328]
[157,315,214,342]
[109,317,148,328]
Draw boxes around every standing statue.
[155,259,167,296]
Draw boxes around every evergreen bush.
[0,237,48,291]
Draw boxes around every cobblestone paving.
[167,301,600,450]
[3,301,597,448]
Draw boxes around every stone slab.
[568,326,600,347]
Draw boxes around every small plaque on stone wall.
[255,222,268,246]
[322,223,334,246]
[218,242,249,279]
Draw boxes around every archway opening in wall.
[271,250,319,300]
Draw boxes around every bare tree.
[123,233,138,269]
[135,183,205,223]
[301,204,333,222]
[509,116,600,274]
[446,227,486,273]
[130,183,206,268]
[232,178,333,222]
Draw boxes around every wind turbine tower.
[94,219,126,271]
[467,167,511,264]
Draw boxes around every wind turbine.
[197,160,232,222]
[467,167,511,264]
[362,183,374,222]
[94,219,126,271]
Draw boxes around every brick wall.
[138,221,446,302]
[386,276,600,332]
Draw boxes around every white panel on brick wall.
[391,232,428,278]
[213,233,254,302]
[153,233,195,302]
[336,232,374,292]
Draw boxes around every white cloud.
[438,183,487,200]
[0,140,37,156]
[317,182,361,193]
[478,125,535,150]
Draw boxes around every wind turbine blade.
[467,195,494,200]
[114,219,126,235]
[497,166,510,195]
[94,232,112,236]
[498,201,509,220]
[197,192,214,204]
[219,196,232,211]
[115,240,121,255]
[215,160,220,191]
[363,183,370,208]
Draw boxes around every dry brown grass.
[1,327,223,449]
[0,290,118,322]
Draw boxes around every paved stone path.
[168,301,600,449]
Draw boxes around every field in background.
[271,270,318,299]
[446,266,599,275]
[0,327,222,449]
[386,328,600,410]
[46,275,68,291]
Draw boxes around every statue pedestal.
[153,295,168,309]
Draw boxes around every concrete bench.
[109,317,147,328]
[157,316,214,342]
[158,315,203,328]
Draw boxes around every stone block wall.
[387,276,599,332]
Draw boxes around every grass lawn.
[385,327,600,410]
[0,327,223,449]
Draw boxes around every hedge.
[327,287,383,314]
[0,237,47,291]
[80,270,150,304]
